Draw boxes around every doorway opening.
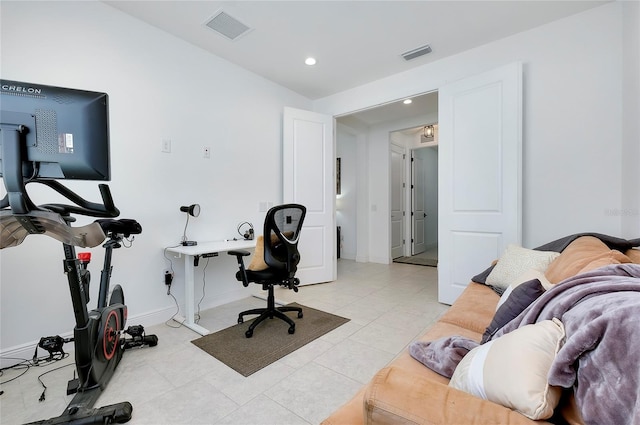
[335,91,438,269]
[390,125,439,267]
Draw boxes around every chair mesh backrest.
[263,204,306,273]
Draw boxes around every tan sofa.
[322,236,640,425]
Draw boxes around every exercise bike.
[0,179,158,424]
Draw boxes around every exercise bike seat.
[0,210,107,249]
[95,219,142,238]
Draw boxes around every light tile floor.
[0,260,448,425]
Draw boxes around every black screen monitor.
[0,79,110,181]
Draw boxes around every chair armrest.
[228,250,251,257]
[228,250,251,287]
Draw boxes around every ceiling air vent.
[205,10,252,41]
[401,44,432,61]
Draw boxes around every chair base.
[238,285,303,338]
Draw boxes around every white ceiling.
[337,91,438,129]
[103,1,608,100]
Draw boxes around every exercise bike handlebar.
[0,181,121,249]
[36,181,120,218]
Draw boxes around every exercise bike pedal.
[122,328,158,350]
[145,334,158,347]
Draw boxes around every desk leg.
[176,254,210,336]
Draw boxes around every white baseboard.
[0,305,181,369]
[369,255,390,264]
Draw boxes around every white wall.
[621,0,640,236]
[0,1,311,356]
[314,2,635,250]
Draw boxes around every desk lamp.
[180,204,200,246]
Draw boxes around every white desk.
[166,239,256,335]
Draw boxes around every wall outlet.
[203,146,210,159]
[162,139,171,153]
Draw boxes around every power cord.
[1,347,72,402]
[163,245,182,328]
[194,257,210,324]
[121,235,136,248]
[37,362,73,402]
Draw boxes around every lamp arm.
[181,214,190,243]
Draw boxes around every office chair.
[228,204,306,338]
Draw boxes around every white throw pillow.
[449,318,565,420]
[486,245,559,290]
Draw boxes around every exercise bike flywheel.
[100,310,120,361]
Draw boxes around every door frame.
[390,143,406,259]
[326,63,520,291]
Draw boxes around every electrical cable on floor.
[0,358,32,384]
[37,362,73,402]
[1,350,72,403]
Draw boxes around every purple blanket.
[411,264,640,425]
[496,263,640,425]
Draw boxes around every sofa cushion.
[544,236,632,283]
[486,244,559,291]
[363,366,546,425]
[481,278,546,343]
[438,282,500,334]
[450,319,565,420]
[625,248,640,264]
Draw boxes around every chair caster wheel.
[288,326,295,334]
[238,317,244,324]
[245,330,253,338]
[297,311,303,318]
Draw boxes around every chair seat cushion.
[237,268,284,283]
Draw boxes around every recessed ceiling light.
[305,57,317,66]
[403,99,412,105]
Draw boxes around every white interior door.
[283,107,336,285]
[438,62,522,305]
[390,144,404,259]
[412,151,426,255]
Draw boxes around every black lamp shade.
[180,204,200,217]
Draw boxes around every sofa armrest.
[364,367,549,425]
